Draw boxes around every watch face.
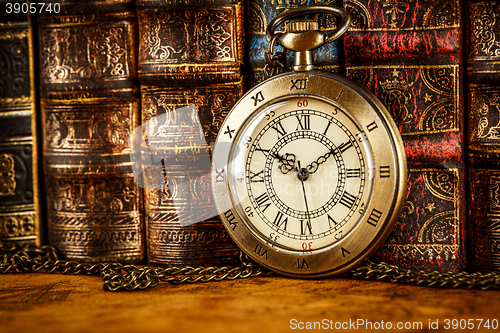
[229,97,373,252]
[212,71,406,277]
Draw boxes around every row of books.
[0,0,498,273]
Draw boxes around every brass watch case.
[211,70,407,277]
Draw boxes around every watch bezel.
[212,70,407,277]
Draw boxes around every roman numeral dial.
[238,100,370,247]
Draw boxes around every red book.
[343,0,467,272]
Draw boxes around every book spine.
[343,0,467,272]
[136,0,243,266]
[38,0,145,262]
[247,0,344,86]
[467,1,500,272]
[0,1,41,246]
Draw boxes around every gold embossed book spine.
[38,0,145,262]
[343,0,467,272]
[135,0,243,266]
[467,1,500,273]
[0,1,41,246]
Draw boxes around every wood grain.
[0,273,498,332]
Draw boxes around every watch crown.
[285,19,319,33]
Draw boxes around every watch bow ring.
[211,5,407,278]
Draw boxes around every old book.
[0,1,42,246]
[467,1,500,272]
[38,0,145,262]
[135,0,244,266]
[343,0,467,272]
[247,0,344,86]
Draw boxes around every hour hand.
[272,152,297,174]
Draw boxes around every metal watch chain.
[264,32,288,78]
[1,242,500,291]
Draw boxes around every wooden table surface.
[0,272,499,333]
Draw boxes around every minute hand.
[305,146,338,175]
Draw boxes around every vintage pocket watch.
[211,5,407,277]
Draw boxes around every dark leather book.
[0,1,42,246]
[467,0,500,273]
[135,0,243,266]
[247,0,344,86]
[38,0,145,263]
[343,0,467,272]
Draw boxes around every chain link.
[100,252,274,291]
[0,243,274,291]
[350,260,500,290]
[0,243,106,275]
[264,32,288,78]
[2,243,500,291]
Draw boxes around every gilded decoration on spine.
[0,25,30,105]
[469,86,500,147]
[378,168,460,264]
[43,103,133,153]
[418,211,457,244]
[46,174,143,259]
[139,86,242,224]
[468,3,500,272]
[470,170,500,271]
[347,65,459,135]
[346,0,459,31]
[139,7,236,64]
[143,166,214,222]
[141,86,240,142]
[0,212,36,239]
[490,175,500,213]
[0,146,32,204]
[346,0,372,29]
[150,227,232,245]
[423,170,457,201]
[248,1,266,34]
[469,2,500,61]
[46,176,138,215]
[0,28,28,40]
[0,154,16,196]
[40,24,130,83]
